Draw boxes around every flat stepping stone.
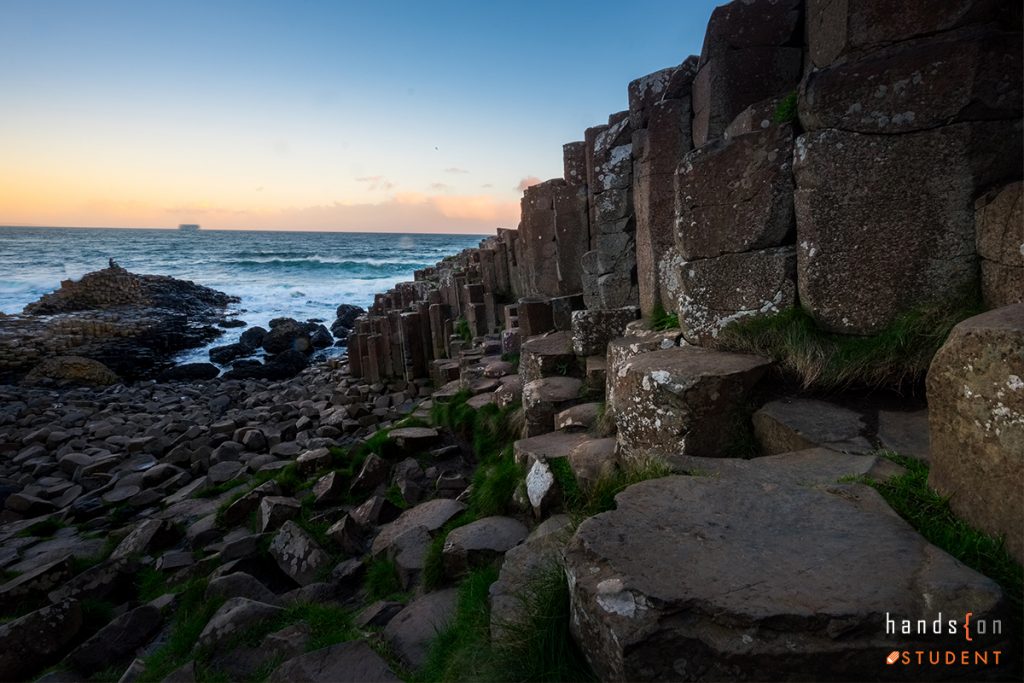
[388,427,439,450]
[876,408,930,462]
[207,460,244,485]
[752,398,873,455]
[556,402,602,432]
[610,347,770,460]
[513,430,592,468]
[564,476,1006,681]
[668,447,903,486]
[102,485,141,504]
[268,641,400,682]
[384,589,458,669]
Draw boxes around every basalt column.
[581,112,638,310]
[796,0,1022,333]
[630,57,697,317]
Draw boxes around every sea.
[0,226,484,364]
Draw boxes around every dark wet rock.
[0,599,82,681]
[263,318,315,355]
[23,356,121,388]
[161,363,220,381]
[66,604,162,675]
[268,641,400,683]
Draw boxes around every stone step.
[519,331,577,384]
[610,346,770,460]
[523,377,585,437]
[564,475,1009,681]
[752,398,873,455]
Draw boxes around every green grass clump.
[713,300,982,390]
[455,318,472,344]
[861,452,1022,621]
[468,450,522,519]
[500,353,520,372]
[194,479,247,499]
[139,580,222,682]
[556,457,674,520]
[649,304,679,332]
[366,557,403,600]
[771,91,798,124]
[417,565,595,683]
[416,567,500,681]
[17,517,67,539]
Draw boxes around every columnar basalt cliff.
[1,1,1021,681]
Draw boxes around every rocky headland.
[0,265,367,386]
[1,1,1022,682]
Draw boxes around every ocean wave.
[224,256,426,269]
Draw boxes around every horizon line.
[0,224,497,237]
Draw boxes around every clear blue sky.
[0,0,721,231]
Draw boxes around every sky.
[0,0,720,233]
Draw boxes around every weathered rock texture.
[611,347,770,460]
[927,304,1024,563]
[565,476,1011,681]
[975,182,1024,309]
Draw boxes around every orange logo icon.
[886,651,901,665]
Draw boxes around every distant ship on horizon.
[178,223,201,232]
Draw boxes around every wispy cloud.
[429,182,450,191]
[516,176,542,192]
[355,175,395,191]
[444,167,470,174]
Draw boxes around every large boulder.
[268,521,331,586]
[519,331,577,384]
[383,589,458,670]
[927,304,1024,563]
[23,356,120,387]
[263,318,314,355]
[198,598,284,649]
[752,398,873,455]
[442,516,528,578]
[564,476,1011,681]
[66,604,162,674]
[0,599,82,681]
[611,347,770,460]
[794,120,1022,334]
[975,182,1024,309]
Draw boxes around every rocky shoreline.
[0,265,367,386]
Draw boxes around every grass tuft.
[416,565,594,683]
[649,304,679,332]
[712,300,981,391]
[366,557,403,600]
[560,457,674,519]
[17,517,67,539]
[455,318,472,344]
[860,452,1022,622]
[139,579,222,682]
[771,91,798,124]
